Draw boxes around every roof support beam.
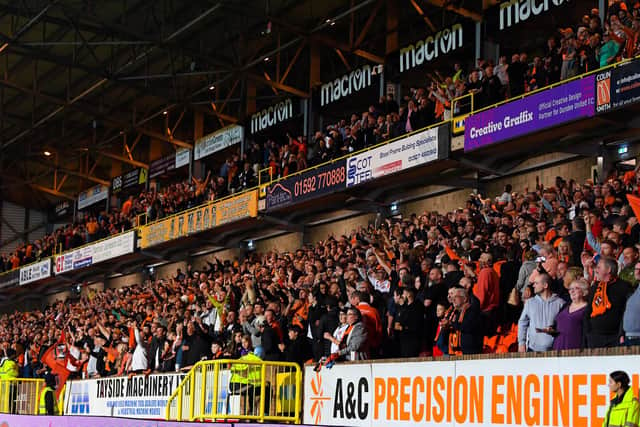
[246,73,309,98]
[425,0,482,21]
[30,183,75,200]
[96,151,148,169]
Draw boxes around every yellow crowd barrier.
[0,378,44,415]
[166,359,302,423]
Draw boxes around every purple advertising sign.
[464,75,595,151]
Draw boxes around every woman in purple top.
[553,279,589,350]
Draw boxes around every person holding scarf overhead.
[585,257,632,348]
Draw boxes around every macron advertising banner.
[54,231,136,274]
[304,355,640,427]
[345,125,446,188]
[464,75,595,151]
[595,59,640,114]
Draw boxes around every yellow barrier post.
[295,368,302,424]
[259,363,267,422]
[199,363,206,421]
[188,369,196,421]
[211,362,219,419]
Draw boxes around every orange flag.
[626,194,640,220]
[41,330,71,399]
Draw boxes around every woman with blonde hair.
[552,279,589,350]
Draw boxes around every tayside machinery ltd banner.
[139,190,258,248]
[595,58,640,113]
[265,159,347,211]
[19,259,52,285]
[464,75,595,151]
[304,355,640,427]
[54,231,136,274]
[0,418,308,427]
[64,373,186,419]
[345,124,447,188]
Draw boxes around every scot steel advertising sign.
[464,75,595,151]
[345,124,446,188]
[54,231,135,274]
[304,355,640,427]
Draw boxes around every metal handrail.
[166,358,302,423]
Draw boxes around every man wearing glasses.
[622,261,640,346]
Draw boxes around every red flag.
[627,194,640,220]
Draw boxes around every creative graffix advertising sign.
[596,59,640,114]
[251,98,296,134]
[265,159,347,211]
[139,190,258,248]
[498,0,570,31]
[19,259,52,285]
[321,65,375,107]
[464,75,595,151]
[78,184,109,210]
[346,125,444,188]
[399,24,463,73]
[194,124,244,160]
[112,167,148,193]
[305,355,640,427]
[0,269,19,289]
[0,414,228,427]
[54,231,135,274]
[64,373,186,419]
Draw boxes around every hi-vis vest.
[230,353,262,386]
[603,387,640,427]
[0,359,18,380]
[38,386,58,415]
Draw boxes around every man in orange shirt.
[474,253,500,313]
[121,195,134,217]
[350,290,382,354]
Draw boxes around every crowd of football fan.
[2,1,640,382]
[1,163,640,381]
[1,2,637,273]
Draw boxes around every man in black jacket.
[283,325,311,367]
[445,287,483,355]
[149,324,166,372]
[258,319,281,361]
[395,288,424,357]
[585,257,632,348]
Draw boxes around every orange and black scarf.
[591,280,612,318]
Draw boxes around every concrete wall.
[401,189,472,216]
[109,273,143,289]
[256,232,303,254]
[484,155,594,198]
[306,214,376,243]
[192,248,240,271]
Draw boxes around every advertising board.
[595,59,640,113]
[78,185,109,210]
[54,231,135,274]
[19,259,52,285]
[345,125,442,188]
[139,190,258,248]
[304,355,640,427]
[464,75,595,151]
[265,159,347,211]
